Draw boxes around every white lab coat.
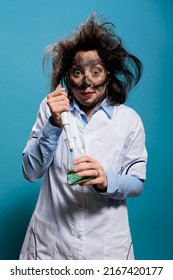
[20,98,147,260]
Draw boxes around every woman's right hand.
[47,85,70,127]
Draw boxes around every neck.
[76,99,103,119]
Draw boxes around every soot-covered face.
[67,50,109,115]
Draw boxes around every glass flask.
[66,137,95,186]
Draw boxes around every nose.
[82,76,92,87]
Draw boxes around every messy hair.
[44,14,142,105]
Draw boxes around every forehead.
[72,50,104,66]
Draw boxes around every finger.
[56,84,64,90]
[75,169,99,178]
[47,93,69,111]
[73,156,97,165]
[80,174,107,189]
[47,99,69,108]
[49,104,70,116]
[73,162,99,173]
[47,90,68,100]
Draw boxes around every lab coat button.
[77,235,81,239]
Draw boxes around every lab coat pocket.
[104,232,134,260]
[21,214,58,260]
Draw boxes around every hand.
[73,156,108,191]
[47,85,70,127]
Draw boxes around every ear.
[106,72,111,85]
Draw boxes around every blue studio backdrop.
[0,0,173,260]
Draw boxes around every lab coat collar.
[70,98,114,120]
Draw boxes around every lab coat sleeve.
[103,173,144,199]
[101,109,147,200]
[22,98,63,182]
[121,111,148,180]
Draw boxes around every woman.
[20,14,147,260]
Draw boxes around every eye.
[70,68,83,77]
[92,68,102,76]
[74,69,81,75]
[69,67,82,77]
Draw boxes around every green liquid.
[67,170,94,186]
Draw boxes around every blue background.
[0,0,173,260]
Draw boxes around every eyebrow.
[72,58,104,67]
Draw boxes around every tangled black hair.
[44,14,142,105]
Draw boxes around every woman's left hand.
[73,156,108,191]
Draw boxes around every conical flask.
[66,137,95,186]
